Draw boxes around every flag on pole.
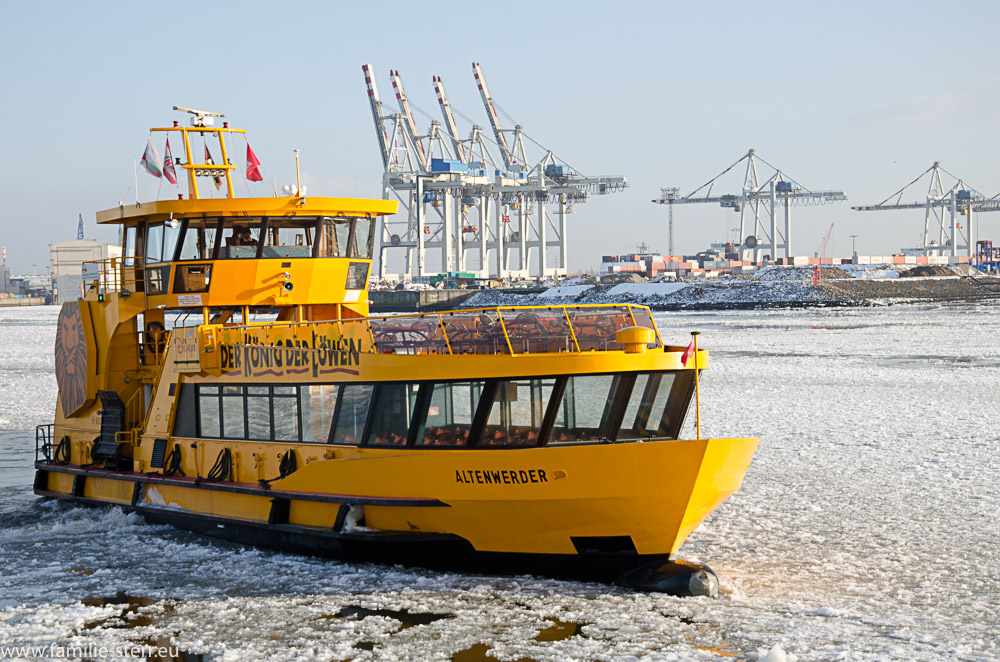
[204,146,223,189]
[139,138,163,178]
[163,139,177,185]
[680,340,695,367]
[246,143,263,182]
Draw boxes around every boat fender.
[615,560,720,597]
[163,444,185,477]
[146,321,166,355]
[54,436,71,465]
[260,449,298,488]
[201,448,233,483]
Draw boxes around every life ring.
[146,321,166,355]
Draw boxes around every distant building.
[49,239,121,303]
[0,265,10,294]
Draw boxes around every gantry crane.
[363,62,627,281]
[851,162,997,257]
[653,149,847,261]
[433,76,467,164]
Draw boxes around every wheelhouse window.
[222,221,262,259]
[144,221,181,295]
[350,217,374,258]
[346,262,369,290]
[122,226,137,267]
[481,379,556,447]
[177,219,220,261]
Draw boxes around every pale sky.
[2,1,998,274]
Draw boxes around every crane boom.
[361,64,391,169]
[472,61,512,170]
[818,223,834,258]
[432,75,467,164]
[389,69,428,170]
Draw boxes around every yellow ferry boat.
[34,112,758,595]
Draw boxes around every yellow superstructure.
[35,114,758,593]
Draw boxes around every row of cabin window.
[123,216,375,265]
[182,372,694,447]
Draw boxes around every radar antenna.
[173,106,225,127]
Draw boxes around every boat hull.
[34,434,757,586]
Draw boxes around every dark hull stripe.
[35,462,448,508]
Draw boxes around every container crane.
[389,69,428,171]
[362,64,393,170]
[851,162,996,257]
[472,61,513,171]
[653,149,847,261]
[433,75,467,164]
[364,63,627,281]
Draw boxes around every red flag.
[163,139,177,185]
[246,144,263,182]
[204,146,223,190]
[680,340,695,367]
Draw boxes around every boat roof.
[96,197,398,225]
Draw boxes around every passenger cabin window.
[301,385,339,442]
[221,385,247,439]
[331,384,374,444]
[618,372,693,440]
[482,379,555,447]
[550,375,619,443]
[416,381,482,447]
[196,384,301,442]
[367,383,419,446]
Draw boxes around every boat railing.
[215,304,662,356]
[81,256,144,298]
[138,327,169,367]
[121,388,146,432]
[35,423,54,462]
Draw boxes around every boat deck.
[227,304,663,357]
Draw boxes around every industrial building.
[49,238,120,303]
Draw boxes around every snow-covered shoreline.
[455,265,1000,310]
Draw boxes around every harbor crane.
[851,162,997,257]
[653,149,847,261]
[815,223,835,258]
[362,62,627,281]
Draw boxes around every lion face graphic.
[55,303,89,416]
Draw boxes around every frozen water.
[1,302,998,660]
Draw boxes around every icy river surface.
[0,304,997,661]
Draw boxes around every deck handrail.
[212,304,663,357]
